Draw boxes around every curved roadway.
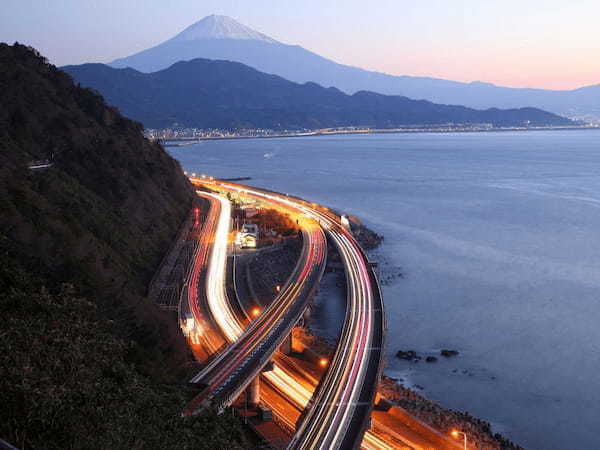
[183,191,327,414]
[194,180,386,450]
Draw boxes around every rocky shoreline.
[347,215,385,250]
[329,220,523,449]
[298,326,523,450]
[378,377,523,450]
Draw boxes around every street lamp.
[451,430,467,450]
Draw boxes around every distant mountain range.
[64,58,572,130]
[108,15,600,122]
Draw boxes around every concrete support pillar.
[262,361,274,373]
[280,332,292,355]
[247,376,260,406]
[303,307,311,322]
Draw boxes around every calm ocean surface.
[168,130,600,450]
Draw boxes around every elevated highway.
[182,180,463,449]
[289,224,385,450]
[193,179,386,449]
[183,190,327,414]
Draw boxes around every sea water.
[168,130,600,450]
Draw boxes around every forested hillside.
[0,43,247,449]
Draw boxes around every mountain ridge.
[65,57,573,130]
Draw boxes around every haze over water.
[169,130,600,450]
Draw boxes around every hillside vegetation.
[0,43,247,448]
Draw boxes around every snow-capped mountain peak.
[168,15,279,44]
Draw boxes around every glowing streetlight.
[319,358,328,368]
[191,172,196,177]
[275,285,281,293]
[451,430,467,450]
[251,307,261,318]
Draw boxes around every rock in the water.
[396,350,418,360]
[440,349,459,357]
[426,356,438,363]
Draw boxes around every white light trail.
[195,181,388,450]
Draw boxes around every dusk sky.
[2,0,599,90]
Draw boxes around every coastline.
[308,220,524,449]
[157,124,599,145]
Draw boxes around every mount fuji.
[110,14,349,85]
[109,15,600,121]
[166,14,278,44]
